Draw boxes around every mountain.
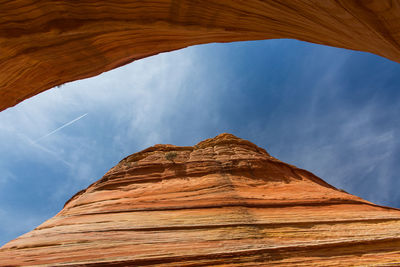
[1,1,400,111]
[1,133,400,266]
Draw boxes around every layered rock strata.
[1,0,400,111]
[1,133,400,266]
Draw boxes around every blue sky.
[1,39,400,245]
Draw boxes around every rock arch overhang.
[1,0,399,111]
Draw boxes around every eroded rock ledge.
[1,133,400,266]
[1,0,400,111]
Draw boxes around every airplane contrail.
[34,113,88,143]
[17,133,74,167]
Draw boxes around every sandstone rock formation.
[1,133,400,266]
[1,0,400,111]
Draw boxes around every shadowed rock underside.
[1,133,400,266]
[1,0,400,111]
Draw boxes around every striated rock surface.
[2,0,400,111]
[1,133,400,266]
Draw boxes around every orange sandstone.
[1,0,400,111]
[1,133,400,266]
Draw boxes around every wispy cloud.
[1,39,400,247]
[0,45,225,246]
[253,43,400,206]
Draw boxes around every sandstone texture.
[1,0,400,111]
[1,133,400,266]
